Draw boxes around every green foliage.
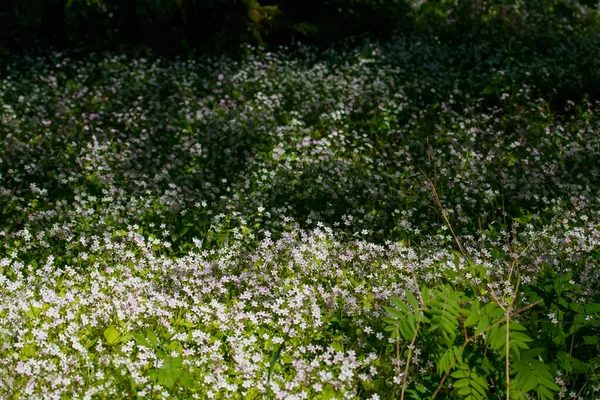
[133,329,195,392]
[2,9,600,397]
[383,291,421,341]
[426,286,464,346]
[267,340,285,387]
[511,356,560,399]
[381,263,600,399]
[148,357,194,390]
[436,345,463,376]
[103,325,132,345]
[450,364,488,400]
[486,321,532,359]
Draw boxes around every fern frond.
[436,345,463,375]
[511,358,561,400]
[487,320,532,358]
[426,287,464,346]
[451,364,488,400]
[384,296,423,341]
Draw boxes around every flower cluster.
[1,33,600,398]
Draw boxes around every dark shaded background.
[1,0,599,56]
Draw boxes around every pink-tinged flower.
[89,113,100,120]
[42,120,52,126]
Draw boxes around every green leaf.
[398,313,417,341]
[512,358,560,399]
[268,341,285,386]
[451,364,487,399]
[179,226,191,237]
[25,306,42,320]
[382,316,398,325]
[487,321,532,358]
[583,335,599,345]
[557,351,588,374]
[585,302,600,314]
[427,292,461,345]
[148,357,186,390]
[178,373,194,389]
[405,291,419,310]
[20,344,36,360]
[451,368,469,379]
[465,300,481,327]
[474,315,490,336]
[146,330,160,348]
[421,286,431,304]
[384,306,404,319]
[104,326,121,345]
[133,333,150,347]
[85,337,98,349]
[521,348,545,359]
[163,356,183,370]
[152,368,176,389]
[437,346,463,375]
[483,302,505,318]
[391,297,410,314]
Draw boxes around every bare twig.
[399,146,466,257]
[401,318,422,400]
[401,271,425,400]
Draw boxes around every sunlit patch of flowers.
[1,30,600,398]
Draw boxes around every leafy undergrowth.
[1,32,600,399]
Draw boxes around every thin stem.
[565,303,582,383]
[401,317,422,400]
[399,270,425,400]
[478,216,485,248]
[430,373,448,400]
[430,181,467,257]
[489,287,507,312]
[505,306,511,400]
[501,186,507,228]
[399,146,466,257]
[411,270,425,309]
[430,300,542,400]
[391,329,400,399]
[568,307,581,358]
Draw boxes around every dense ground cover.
[1,31,600,399]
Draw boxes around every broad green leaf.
[583,335,598,345]
[120,332,133,343]
[146,330,160,348]
[399,313,417,341]
[178,373,194,389]
[451,368,469,379]
[133,333,150,347]
[156,369,176,389]
[25,306,42,320]
[268,341,285,385]
[384,306,404,319]
[474,315,490,336]
[465,300,481,327]
[391,297,410,314]
[405,291,419,310]
[104,326,121,345]
[163,356,183,370]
